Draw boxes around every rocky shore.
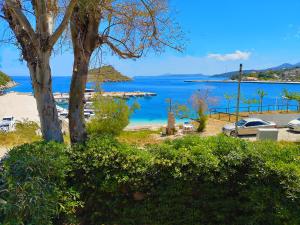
[0,81,18,90]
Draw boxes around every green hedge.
[70,135,300,225]
[0,142,81,225]
[1,136,300,225]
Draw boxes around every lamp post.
[235,64,243,135]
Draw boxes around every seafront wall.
[184,80,300,84]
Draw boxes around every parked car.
[222,118,276,136]
[0,116,15,132]
[288,118,300,132]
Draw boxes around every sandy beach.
[0,92,40,122]
[0,92,226,135]
[0,92,166,129]
[125,122,165,131]
[0,92,162,129]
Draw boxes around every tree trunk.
[2,0,77,143]
[68,6,102,144]
[69,52,91,143]
[28,51,63,142]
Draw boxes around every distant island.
[0,71,16,90]
[88,65,132,82]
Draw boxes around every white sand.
[0,147,8,158]
[0,92,164,131]
[125,123,164,131]
[0,92,40,123]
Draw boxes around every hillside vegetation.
[212,62,300,81]
[88,65,131,82]
[231,67,300,81]
[0,71,11,86]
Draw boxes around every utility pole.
[235,64,243,135]
[168,98,172,112]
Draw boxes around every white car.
[223,118,276,136]
[288,118,300,132]
[0,116,15,132]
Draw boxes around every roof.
[2,116,14,119]
[243,118,265,122]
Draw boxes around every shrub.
[69,135,153,224]
[196,114,208,132]
[2,135,300,225]
[87,96,139,136]
[0,120,41,147]
[0,142,81,225]
[69,135,300,225]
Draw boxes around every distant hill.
[231,67,300,82]
[88,66,131,82]
[211,62,300,80]
[0,71,11,86]
[0,71,16,90]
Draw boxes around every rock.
[0,81,18,90]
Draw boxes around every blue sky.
[2,0,300,76]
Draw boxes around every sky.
[2,0,300,77]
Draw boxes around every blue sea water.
[9,75,300,124]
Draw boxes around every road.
[241,128,300,142]
[250,113,300,127]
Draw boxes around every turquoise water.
[9,75,300,124]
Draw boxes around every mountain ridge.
[211,62,300,78]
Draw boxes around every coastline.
[184,80,300,84]
[0,92,166,130]
[0,81,18,90]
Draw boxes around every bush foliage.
[70,135,300,225]
[0,142,81,225]
[87,96,139,136]
[0,120,41,147]
[1,135,300,224]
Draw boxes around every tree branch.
[140,0,183,52]
[6,0,36,44]
[103,35,142,59]
[140,0,157,36]
[48,0,77,49]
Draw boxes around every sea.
[8,75,300,125]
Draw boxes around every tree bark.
[69,52,91,144]
[68,6,102,144]
[28,51,64,142]
[3,2,64,142]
